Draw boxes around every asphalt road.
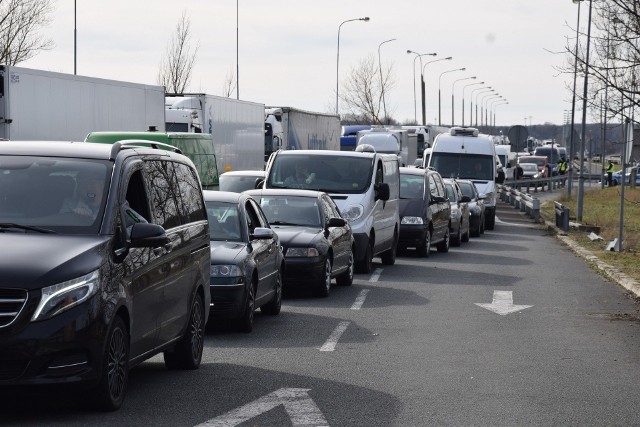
[3,200,640,426]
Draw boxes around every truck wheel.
[380,231,397,265]
[356,240,374,274]
[485,212,495,231]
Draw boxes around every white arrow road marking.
[319,321,350,352]
[351,289,370,310]
[475,290,533,315]
[196,388,329,427]
[369,268,382,283]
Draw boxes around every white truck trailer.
[165,94,265,172]
[264,107,341,161]
[0,65,165,141]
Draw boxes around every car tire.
[336,250,354,286]
[164,292,205,370]
[261,269,282,315]
[436,227,450,253]
[239,282,256,333]
[451,224,461,247]
[416,229,431,257]
[356,240,374,274]
[380,230,398,265]
[317,258,332,297]
[471,219,480,237]
[92,316,129,411]
[480,215,485,234]
[485,212,494,231]
[461,223,470,242]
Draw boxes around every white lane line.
[319,321,350,352]
[369,268,383,282]
[351,289,370,310]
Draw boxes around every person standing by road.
[606,161,615,186]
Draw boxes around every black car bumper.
[283,256,325,286]
[209,278,247,319]
[399,224,427,248]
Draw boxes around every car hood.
[272,226,322,247]
[399,198,424,218]
[0,234,110,290]
[210,241,247,264]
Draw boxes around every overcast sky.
[23,0,582,127]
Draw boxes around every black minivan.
[0,140,210,410]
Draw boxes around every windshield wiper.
[269,221,299,226]
[0,223,56,234]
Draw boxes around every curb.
[545,221,640,299]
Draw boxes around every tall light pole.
[575,0,593,222]
[236,0,239,99]
[74,0,77,75]
[407,50,437,124]
[438,67,465,126]
[483,94,501,129]
[470,86,491,127]
[567,0,582,198]
[451,76,476,127]
[422,56,452,125]
[493,101,508,129]
[487,97,504,132]
[462,81,483,127]
[474,88,494,127]
[336,17,370,115]
[378,38,396,124]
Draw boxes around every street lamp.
[487,97,504,132]
[470,86,491,127]
[236,0,239,99]
[336,16,370,115]
[474,88,494,127]
[461,81,484,127]
[573,0,593,222]
[422,56,452,125]
[74,0,77,75]
[493,101,508,129]
[438,67,465,126]
[451,76,476,127]
[407,50,437,124]
[483,94,501,129]
[378,38,396,124]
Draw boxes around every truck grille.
[0,288,28,328]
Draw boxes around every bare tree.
[158,11,199,94]
[340,54,396,124]
[222,66,237,98]
[0,0,54,65]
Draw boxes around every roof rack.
[449,127,479,137]
[109,139,183,160]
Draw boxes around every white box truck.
[264,107,341,160]
[165,94,265,173]
[0,65,165,141]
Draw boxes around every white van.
[427,127,498,230]
[357,127,412,167]
[263,148,400,273]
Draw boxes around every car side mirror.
[375,183,390,201]
[129,223,169,248]
[460,195,471,203]
[255,178,264,189]
[326,217,346,228]
[250,227,274,240]
[431,195,446,204]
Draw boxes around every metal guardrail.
[503,175,569,193]
[497,183,541,221]
[554,201,570,232]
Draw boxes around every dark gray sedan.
[245,189,354,297]
[203,191,283,332]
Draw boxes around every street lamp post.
[567,0,582,198]
[378,38,396,124]
[336,17,370,115]
[574,0,593,222]
[74,0,77,75]
[474,89,494,127]
[483,95,501,129]
[470,86,491,127]
[451,76,476,127]
[493,101,508,129]
[438,67,465,126]
[487,97,504,132]
[422,56,452,125]
[407,50,437,124]
[461,82,483,127]
[236,0,239,99]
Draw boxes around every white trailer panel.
[0,65,165,141]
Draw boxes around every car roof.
[0,140,113,159]
[202,190,244,203]
[399,166,427,176]
[245,189,324,198]
[274,149,376,159]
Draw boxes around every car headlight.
[341,204,363,222]
[286,247,319,257]
[211,265,243,278]
[32,270,100,322]
[401,216,424,225]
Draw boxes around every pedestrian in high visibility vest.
[606,161,615,186]
[559,159,568,175]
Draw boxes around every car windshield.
[519,157,545,167]
[0,156,110,233]
[267,155,373,193]
[255,195,321,227]
[219,173,264,192]
[521,163,538,172]
[430,153,494,181]
[205,202,242,242]
[400,174,424,199]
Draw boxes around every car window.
[175,162,207,223]
[433,174,446,197]
[429,175,438,197]
[145,160,182,230]
[248,198,269,228]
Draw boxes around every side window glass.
[124,169,151,227]
[175,162,207,223]
[376,161,383,185]
[321,196,332,222]
[145,160,181,229]
[249,199,269,228]
[245,201,261,233]
[435,175,446,197]
[429,175,438,197]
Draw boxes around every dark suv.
[0,140,210,410]
[398,167,451,256]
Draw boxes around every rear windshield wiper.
[0,223,56,234]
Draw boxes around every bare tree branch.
[158,11,199,94]
[222,66,237,98]
[0,0,54,65]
